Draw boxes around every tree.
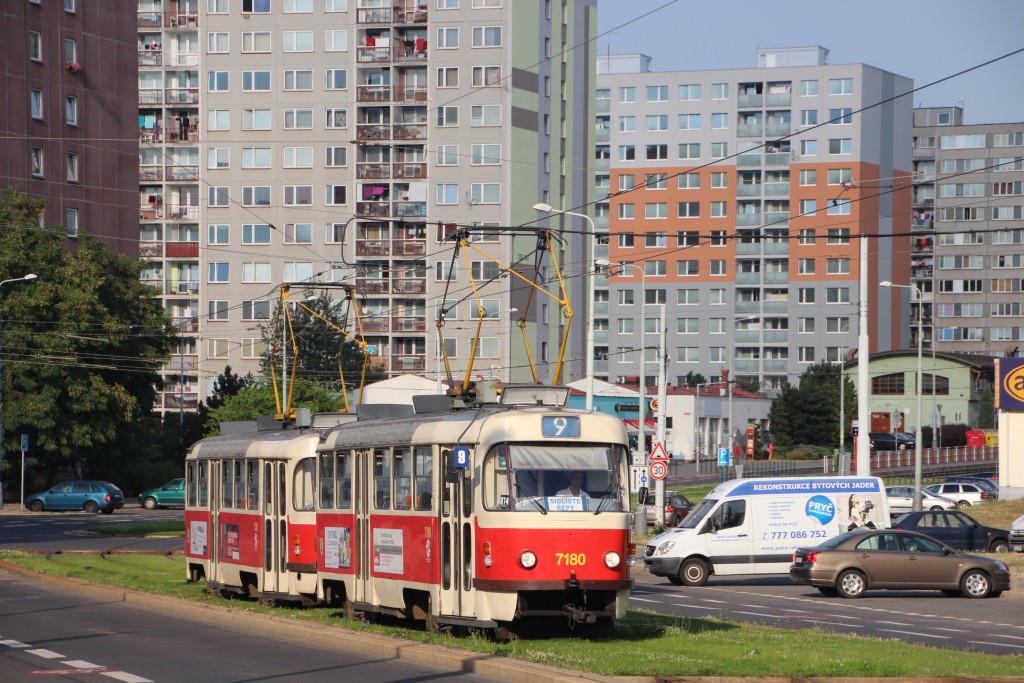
[205,365,250,410]
[768,362,856,451]
[680,371,707,387]
[203,377,345,435]
[258,291,386,393]
[0,189,176,486]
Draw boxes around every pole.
[0,274,38,507]
[914,287,923,512]
[839,347,845,472]
[655,302,667,525]
[856,236,871,476]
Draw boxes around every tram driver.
[555,471,590,499]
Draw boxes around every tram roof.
[187,428,322,460]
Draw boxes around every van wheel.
[667,575,684,586]
[679,558,710,587]
[836,569,866,598]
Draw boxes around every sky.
[596,0,1024,124]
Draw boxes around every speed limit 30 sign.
[649,461,668,480]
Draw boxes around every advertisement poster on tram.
[324,527,352,569]
[373,528,404,574]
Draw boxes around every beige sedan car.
[790,529,1010,599]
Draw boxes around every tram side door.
[261,460,287,595]
[437,447,474,619]
[208,460,223,585]
[352,448,374,607]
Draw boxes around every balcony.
[392,162,426,179]
[392,316,426,332]
[139,89,163,105]
[357,84,392,102]
[164,11,198,28]
[357,123,392,141]
[762,300,788,313]
[766,92,791,106]
[736,242,762,256]
[392,238,426,256]
[393,123,426,140]
[361,317,390,333]
[595,127,610,142]
[357,46,392,63]
[173,317,199,333]
[738,124,764,137]
[357,202,391,217]
[357,7,392,22]
[166,88,199,105]
[394,47,427,63]
[137,11,162,27]
[356,240,390,256]
[393,201,426,217]
[392,278,426,294]
[139,207,163,221]
[763,359,788,372]
[166,52,199,67]
[764,211,789,225]
[393,6,428,23]
[764,153,790,166]
[358,163,391,179]
[394,85,427,102]
[166,241,199,258]
[764,182,790,195]
[736,184,762,197]
[164,392,199,411]
[764,271,789,285]
[356,278,390,294]
[140,242,162,258]
[736,212,763,226]
[765,122,791,137]
[737,154,762,167]
[166,204,199,220]
[736,272,761,284]
[392,354,426,372]
[763,241,789,255]
[138,50,162,67]
[168,280,199,295]
[167,165,199,181]
[139,166,163,181]
[738,94,763,108]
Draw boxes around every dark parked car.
[790,528,1010,598]
[868,432,914,451]
[24,480,124,514]
[645,493,695,527]
[138,478,185,509]
[891,510,1010,552]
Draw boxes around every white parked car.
[884,485,958,515]
[923,482,992,508]
[1011,514,1024,553]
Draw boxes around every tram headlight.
[519,550,537,569]
[604,551,622,569]
[655,541,676,556]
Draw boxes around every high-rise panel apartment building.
[164,0,596,399]
[595,48,912,395]
[4,0,137,256]
[910,107,1024,358]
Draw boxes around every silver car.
[885,485,958,515]
[923,482,992,508]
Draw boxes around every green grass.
[2,550,1023,678]
[90,520,184,537]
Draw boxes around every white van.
[643,476,889,586]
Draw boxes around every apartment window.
[283,223,313,244]
[208,110,230,130]
[242,70,271,92]
[208,71,229,92]
[207,32,229,53]
[677,289,698,305]
[322,70,347,91]
[437,106,458,126]
[826,228,850,244]
[711,83,728,99]
[208,224,229,244]
[798,347,815,363]
[242,0,271,12]
[471,144,500,165]
[826,287,850,304]
[284,185,313,206]
[325,30,348,52]
[712,113,729,129]
[242,186,271,206]
[829,107,853,124]
[471,26,501,47]
[284,108,313,129]
[679,84,701,100]
[30,146,44,177]
[618,204,634,219]
[471,104,500,126]
[242,147,272,168]
[828,138,852,155]
[284,70,313,91]
[325,108,347,129]
[208,300,229,321]
[243,224,272,244]
[678,113,701,130]
[677,202,699,218]
[29,31,42,61]
[471,65,501,87]
[242,300,271,321]
[678,143,699,159]
[710,142,728,159]
[65,152,76,183]
[798,318,815,333]
[799,199,817,215]
[798,258,815,274]
[799,169,817,186]
[801,79,818,96]
[436,67,458,88]
[65,208,78,238]
[436,183,458,205]
[646,115,668,132]
[470,183,500,204]
[284,31,313,52]
[437,27,459,48]
[470,261,501,280]
[645,173,667,190]
[710,201,727,217]
[826,258,850,275]
[205,146,228,167]
[284,147,313,168]
[800,109,818,126]
[677,260,698,276]
[617,318,635,334]
[829,77,853,95]
[284,0,312,11]
[325,185,347,205]
[677,172,700,189]
[30,89,43,119]
[436,145,459,166]
[208,262,230,283]
[798,288,815,304]
[646,85,668,102]
[209,186,230,207]
[284,262,314,283]
[65,96,77,125]
[827,199,851,215]
[242,31,271,53]
[618,116,635,133]
[619,145,635,161]
[64,38,76,63]
[619,86,635,103]
[711,172,727,188]
[828,168,853,185]
[645,203,667,219]
[242,109,272,130]
[710,230,727,246]
[646,145,668,160]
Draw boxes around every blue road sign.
[21,434,29,451]
[717,447,731,467]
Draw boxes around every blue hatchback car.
[24,480,125,514]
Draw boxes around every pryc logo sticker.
[805,495,836,525]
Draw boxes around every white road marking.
[630,597,661,604]
[932,627,969,633]
[968,640,1024,649]
[699,599,728,604]
[875,620,912,626]
[796,618,863,628]
[63,660,104,669]
[991,633,1024,641]
[25,648,65,658]
[0,639,30,648]
[825,613,861,620]
[102,671,154,683]
[878,629,948,639]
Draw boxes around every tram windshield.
[482,443,627,513]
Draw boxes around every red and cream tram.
[184,385,633,635]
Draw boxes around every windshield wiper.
[513,482,546,514]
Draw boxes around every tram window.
[293,458,315,511]
[336,452,352,509]
[186,462,196,507]
[198,462,208,507]
[319,453,335,509]
[221,460,233,508]
[233,460,243,508]
[393,448,411,510]
[414,446,432,510]
[246,460,259,511]
[373,449,390,509]
[461,473,472,517]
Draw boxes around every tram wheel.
[425,612,453,636]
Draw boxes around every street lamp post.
[532,203,598,409]
[881,280,923,511]
[0,274,38,507]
